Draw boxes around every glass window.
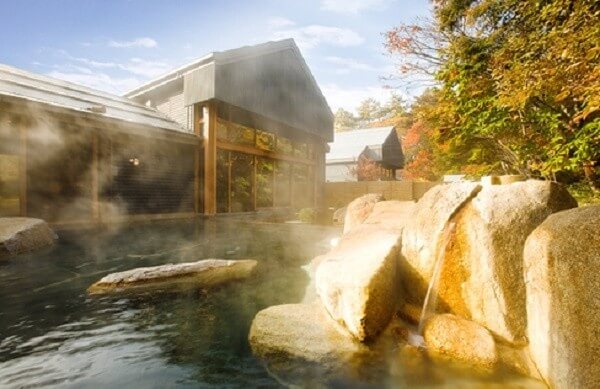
[274,161,291,207]
[227,123,255,145]
[216,150,229,213]
[217,119,228,140]
[275,136,293,155]
[256,130,275,151]
[292,164,313,208]
[294,141,308,158]
[0,154,20,216]
[256,157,274,208]
[230,152,253,212]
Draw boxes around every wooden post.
[252,155,257,211]
[202,102,217,215]
[227,151,232,213]
[193,104,203,214]
[18,121,27,217]
[91,130,100,222]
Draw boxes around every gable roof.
[124,39,334,142]
[0,63,187,133]
[327,126,396,163]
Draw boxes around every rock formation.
[0,217,57,259]
[524,206,600,388]
[88,259,257,294]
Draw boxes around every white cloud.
[66,55,170,78]
[325,56,376,74]
[108,37,157,48]
[321,83,399,113]
[267,17,296,29]
[273,25,364,49]
[47,71,142,95]
[321,0,393,14]
[118,58,170,78]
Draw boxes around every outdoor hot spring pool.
[0,219,543,388]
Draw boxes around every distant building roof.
[0,63,187,133]
[327,126,396,163]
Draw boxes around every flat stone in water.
[88,258,257,294]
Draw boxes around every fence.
[324,180,439,208]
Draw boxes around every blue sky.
[0,0,430,113]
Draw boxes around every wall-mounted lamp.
[129,157,140,166]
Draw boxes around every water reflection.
[0,219,338,387]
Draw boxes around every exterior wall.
[155,90,193,131]
[326,162,356,182]
[325,180,439,208]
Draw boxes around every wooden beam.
[18,121,27,217]
[193,104,202,214]
[252,155,257,211]
[202,102,217,215]
[91,130,100,222]
[227,151,232,213]
[216,140,316,166]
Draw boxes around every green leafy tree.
[334,108,358,132]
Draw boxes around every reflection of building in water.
[0,39,333,224]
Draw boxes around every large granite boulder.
[524,206,600,389]
[316,224,401,341]
[400,181,577,344]
[249,303,369,365]
[443,181,577,343]
[0,217,57,259]
[342,193,384,233]
[424,313,497,369]
[315,200,416,341]
[362,200,415,231]
[400,183,482,306]
[88,259,257,294]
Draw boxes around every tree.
[334,108,358,132]
[350,156,390,181]
[385,0,600,188]
[357,98,382,123]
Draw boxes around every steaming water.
[0,219,338,388]
[0,219,543,387]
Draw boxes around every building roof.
[124,39,334,142]
[327,126,396,163]
[0,63,187,133]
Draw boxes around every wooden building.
[326,126,404,182]
[0,39,333,225]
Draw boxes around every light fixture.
[129,157,140,166]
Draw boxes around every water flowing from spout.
[417,221,456,335]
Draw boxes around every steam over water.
[0,219,339,387]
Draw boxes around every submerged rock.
[0,217,57,259]
[249,303,369,365]
[423,314,497,370]
[88,259,257,294]
[524,206,600,389]
[342,193,384,233]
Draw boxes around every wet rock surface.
[0,217,57,259]
[524,206,600,389]
[88,259,257,294]
[423,313,497,369]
